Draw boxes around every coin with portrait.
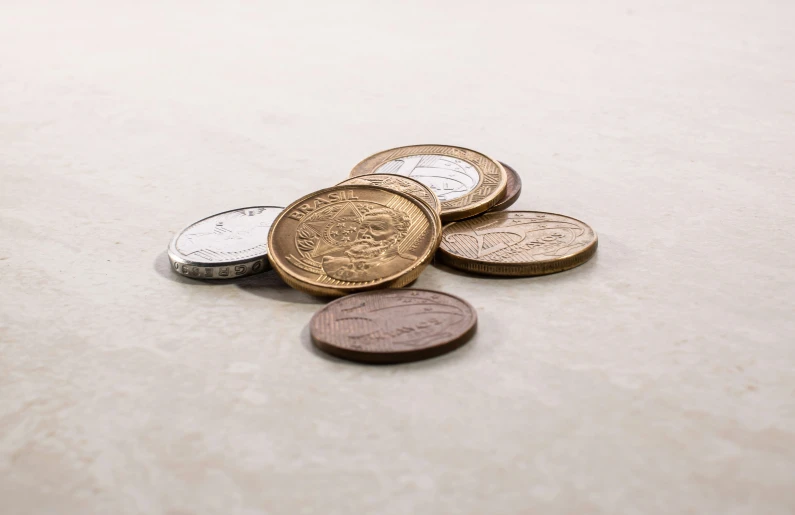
[338,173,441,216]
[268,185,442,296]
[437,211,597,276]
[348,144,507,222]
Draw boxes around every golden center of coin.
[437,211,597,276]
[338,174,442,216]
[268,185,442,296]
[348,144,507,222]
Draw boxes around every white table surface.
[2,1,794,513]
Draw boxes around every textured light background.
[1,1,794,514]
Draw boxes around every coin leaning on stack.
[167,144,598,363]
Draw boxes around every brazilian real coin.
[338,173,442,216]
[348,144,507,222]
[489,162,523,212]
[310,289,477,364]
[168,206,283,279]
[437,211,597,276]
[267,185,442,296]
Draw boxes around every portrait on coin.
[320,207,417,282]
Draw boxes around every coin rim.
[267,185,442,296]
[348,144,507,222]
[437,211,598,276]
[489,162,523,212]
[338,173,442,216]
[309,288,478,364]
[167,205,284,279]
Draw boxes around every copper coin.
[438,211,597,276]
[489,162,522,212]
[310,289,477,364]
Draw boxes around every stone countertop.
[1,1,794,513]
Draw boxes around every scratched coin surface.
[438,211,597,276]
[338,173,442,216]
[267,185,442,296]
[168,206,283,279]
[489,162,523,212]
[348,144,507,222]
[310,289,477,363]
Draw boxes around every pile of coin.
[168,144,597,363]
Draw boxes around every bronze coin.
[489,162,522,212]
[310,289,477,364]
[267,185,442,297]
[348,144,507,222]
[438,211,597,276]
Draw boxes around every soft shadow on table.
[299,320,477,369]
[430,251,599,284]
[153,251,323,305]
[236,271,324,305]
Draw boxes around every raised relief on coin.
[168,206,283,279]
[310,289,477,363]
[374,155,479,202]
[349,145,507,222]
[438,211,597,276]
[338,174,442,215]
[268,186,441,296]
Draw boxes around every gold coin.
[348,144,507,222]
[437,211,597,276]
[338,173,442,216]
[268,185,442,296]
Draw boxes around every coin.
[310,289,477,363]
[489,162,522,212]
[267,185,442,296]
[338,173,442,216]
[348,144,507,222]
[168,206,283,280]
[437,211,597,276]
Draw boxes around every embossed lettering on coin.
[268,186,441,296]
[338,174,442,215]
[374,155,479,202]
[310,289,477,363]
[438,211,597,276]
[348,144,507,222]
[168,206,283,280]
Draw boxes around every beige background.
[1,1,794,514]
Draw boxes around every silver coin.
[373,154,480,202]
[168,206,283,280]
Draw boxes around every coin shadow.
[237,272,326,305]
[153,251,324,305]
[299,320,477,367]
[430,251,599,283]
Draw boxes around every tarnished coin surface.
[489,162,522,212]
[348,144,507,222]
[338,173,442,216]
[438,211,597,276]
[310,289,477,363]
[168,206,283,279]
[267,185,442,296]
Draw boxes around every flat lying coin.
[438,211,597,276]
[348,144,507,222]
[338,173,442,216]
[268,185,441,296]
[310,289,477,363]
[168,206,283,279]
[489,162,522,212]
